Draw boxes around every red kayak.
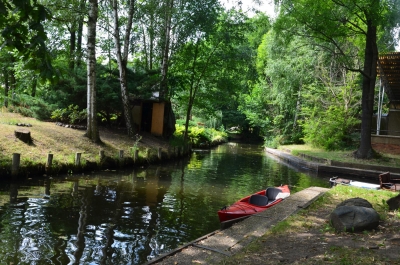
[218,185,290,223]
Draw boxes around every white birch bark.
[86,0,100,142]
[111,0,136,137]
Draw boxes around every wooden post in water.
[119,150,124,159]
[75,152,81,166]
[99,150,105,161]
[46,153,53,172]
[134,149,139,163]
[11,153,20,177]
[146,148,150,159]
[158,147,162,160]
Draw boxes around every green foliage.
[301,106,360,150]
[264,136,282,149]
[176,119,197,127]
[7,94,56,120]
[173,124,227,147]
[0,0,56,82]
[51,104,86,124]
[130,134,142,151]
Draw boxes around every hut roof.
[378,52,400,104]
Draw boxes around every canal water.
[0,143,330,264]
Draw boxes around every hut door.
[141,102,153,132]
[151,102,165,136]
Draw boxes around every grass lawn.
[280,144,400,168]
[0,111,171,172]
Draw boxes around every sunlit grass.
[0,112,172,173]
[280,144,400,168]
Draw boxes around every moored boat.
[329,176,380,190]
[217,185,290,223]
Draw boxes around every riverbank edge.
[0,145,194,179]
[266,147,400,180]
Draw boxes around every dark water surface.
[0,143,330,264]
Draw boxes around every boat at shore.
[329,176,380,190]
[218,185,290,223]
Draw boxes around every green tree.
[301,56,362,150]
[274,0,400,158]
[0,0,55,80]
[171,10,250,140]
[239,31,316,145]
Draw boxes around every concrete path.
[146,186,329,265]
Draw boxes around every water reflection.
[0,143,330,264]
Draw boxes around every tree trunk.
[10,67,16,104]
[3,69,9,107]
[160,0,174,100]
[184,41,200,142]
[354,21,378,159]
[111,0,136,137]
[31,77,37,97]
[149,13,155,70]
[69,28,76,70]
[76,0,86,67]
[85,0,100,143]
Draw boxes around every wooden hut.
[130,94,176,138]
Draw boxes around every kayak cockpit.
[248,187,287,206]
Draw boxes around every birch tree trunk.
[159,0,174,100]
[85,0,100,143]
[111,0,136,137]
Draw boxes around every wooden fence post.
[158,147,162,160]
[146,148,150,159]
[99,150,105,161]
[75,152,81,166]
[46,153,53,171]
[133,148,139,163]
[12,153,20,177]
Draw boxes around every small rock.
[387,194,400,211]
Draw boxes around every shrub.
[173,124,227,147]
[301,106,359,150]
[51,104,87,124]
[8,94,56,120]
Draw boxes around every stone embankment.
[266,148,400,179]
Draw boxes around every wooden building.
[373,52,400,145]
[130,95,176,138]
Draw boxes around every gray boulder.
[387,194,400,211]
[336,197,373,208]
[330,205,380,232]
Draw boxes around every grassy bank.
[0,111,177,177]
[279,144,400,168]
[219,185,400,264]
